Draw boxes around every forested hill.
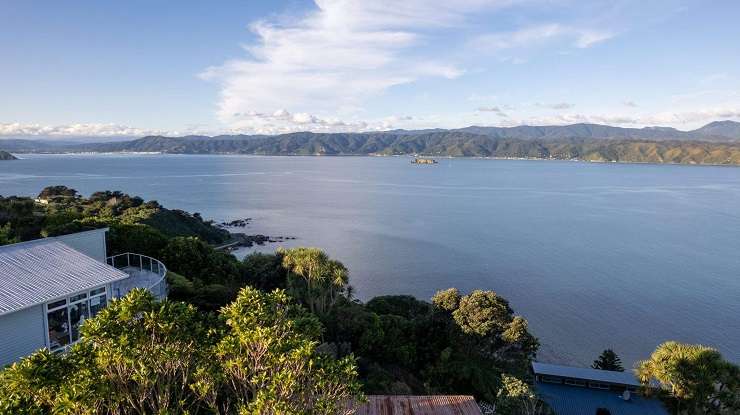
[4,120,740,165]
[68,132,740,165]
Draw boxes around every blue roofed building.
[532,362,669,415]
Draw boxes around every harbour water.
[2,153,739,366]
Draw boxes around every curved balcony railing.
[107,252,168,300]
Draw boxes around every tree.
[209,287,363,414]
[106,222,168,257]
[422,289,540,400]
[592,349,624,372]
[637,341,740,414]
[37,185,79,201]
[279,247,349,315]
[495,374,549,415]
[159,236,241,286]
[0,288,363,415]
[77,288,215,414]
[0,289,214,414]
[431,288,461,311]
[242,252,288,291]
[452,290,514,337]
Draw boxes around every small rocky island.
[0,151,17,160]
[411,157,438,164]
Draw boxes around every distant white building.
[0,228,167,367]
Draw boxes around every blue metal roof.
[533,362,641,387]
[536,382,669,415]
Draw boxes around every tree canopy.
[637,341,740,414]
[278,247,350,316]
[0,288,362,415]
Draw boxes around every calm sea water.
[1,153,739,366]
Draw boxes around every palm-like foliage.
[278,247,349,315]
[637,341,740,414]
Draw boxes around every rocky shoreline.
[215,218,296,251]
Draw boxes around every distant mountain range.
[3,121,740,165]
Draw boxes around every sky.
[2,0,740,137]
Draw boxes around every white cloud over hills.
[0,123,167,138]
[200,0,621,134]
[4,107,740,139]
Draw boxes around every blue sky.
[2,0,740,137]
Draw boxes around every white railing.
[107,252,168,300]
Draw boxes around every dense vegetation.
[0,186,228,246]
[0,288,361,414]
[1,187,738,414]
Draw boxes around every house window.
[46,286,108,351]
[46,306,70,351]
[541,376,562,384]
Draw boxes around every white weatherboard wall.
[0,305,46,367]
[54,228,108,262]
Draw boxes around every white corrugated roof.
[0,239,128,315]
[532,362,641,387]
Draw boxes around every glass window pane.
[89,294,107,317]
[90,287,106,296]
[70,293,87,303]
[48,299,66,309]
[47,308,70,350]
[69,302,89,342]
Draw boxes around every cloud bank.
[0,123,167,138]
[201,1,623,134]
[201,0,511,134]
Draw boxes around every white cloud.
[471,23,613,52]
[535,102,575,110]
[477,106,509,117]
[199,1,627,134]
[200,0,515,134]
[497,108,740,128]
[574,30,614,48]
[0,123,168,137]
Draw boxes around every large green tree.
[0,288,363,415]
[208,287,362,414]
[432,289,539,375]
[637,341,740,414]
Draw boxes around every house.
[0,228,167,367]
[351,395,482,415]
[532,362,669,415]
